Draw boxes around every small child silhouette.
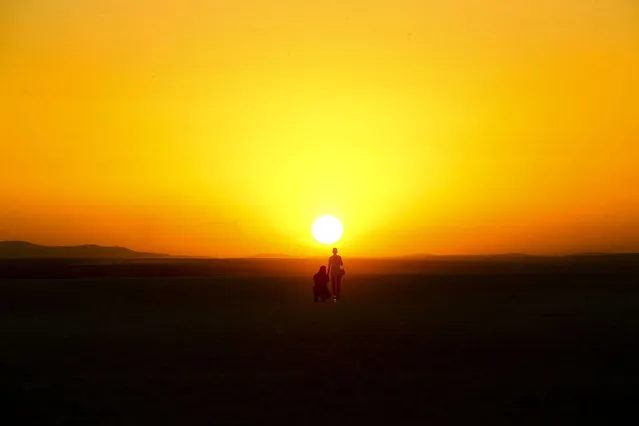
[313,265,331,302]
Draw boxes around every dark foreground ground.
[2,258,639,425]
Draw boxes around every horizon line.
[2,241,639,259]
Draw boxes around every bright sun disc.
[312,215,343,245]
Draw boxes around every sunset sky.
[2,0,638,257]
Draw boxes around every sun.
[312,215,344,245]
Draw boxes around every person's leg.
[331,276,337,296]
[313,286,318,302]
[335,276,341,299]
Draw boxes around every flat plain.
[2,257,639,425]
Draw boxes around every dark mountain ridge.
[0,241,168,259]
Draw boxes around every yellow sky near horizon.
[1,0,638,257]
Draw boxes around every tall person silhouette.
[327,247,345,301]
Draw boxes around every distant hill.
[0,241,169,259]
[396,253,535,261]
[250,253,292,259]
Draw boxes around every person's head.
[318,265,327,274]
[332,247,338,255]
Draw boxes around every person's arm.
[327,257,332,275]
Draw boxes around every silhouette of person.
[327,247,344,300]
[313,265,331,302]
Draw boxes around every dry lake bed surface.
[2,257,639,425]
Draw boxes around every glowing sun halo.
[312,215,343,245]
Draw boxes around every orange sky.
[2,0,638,257]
